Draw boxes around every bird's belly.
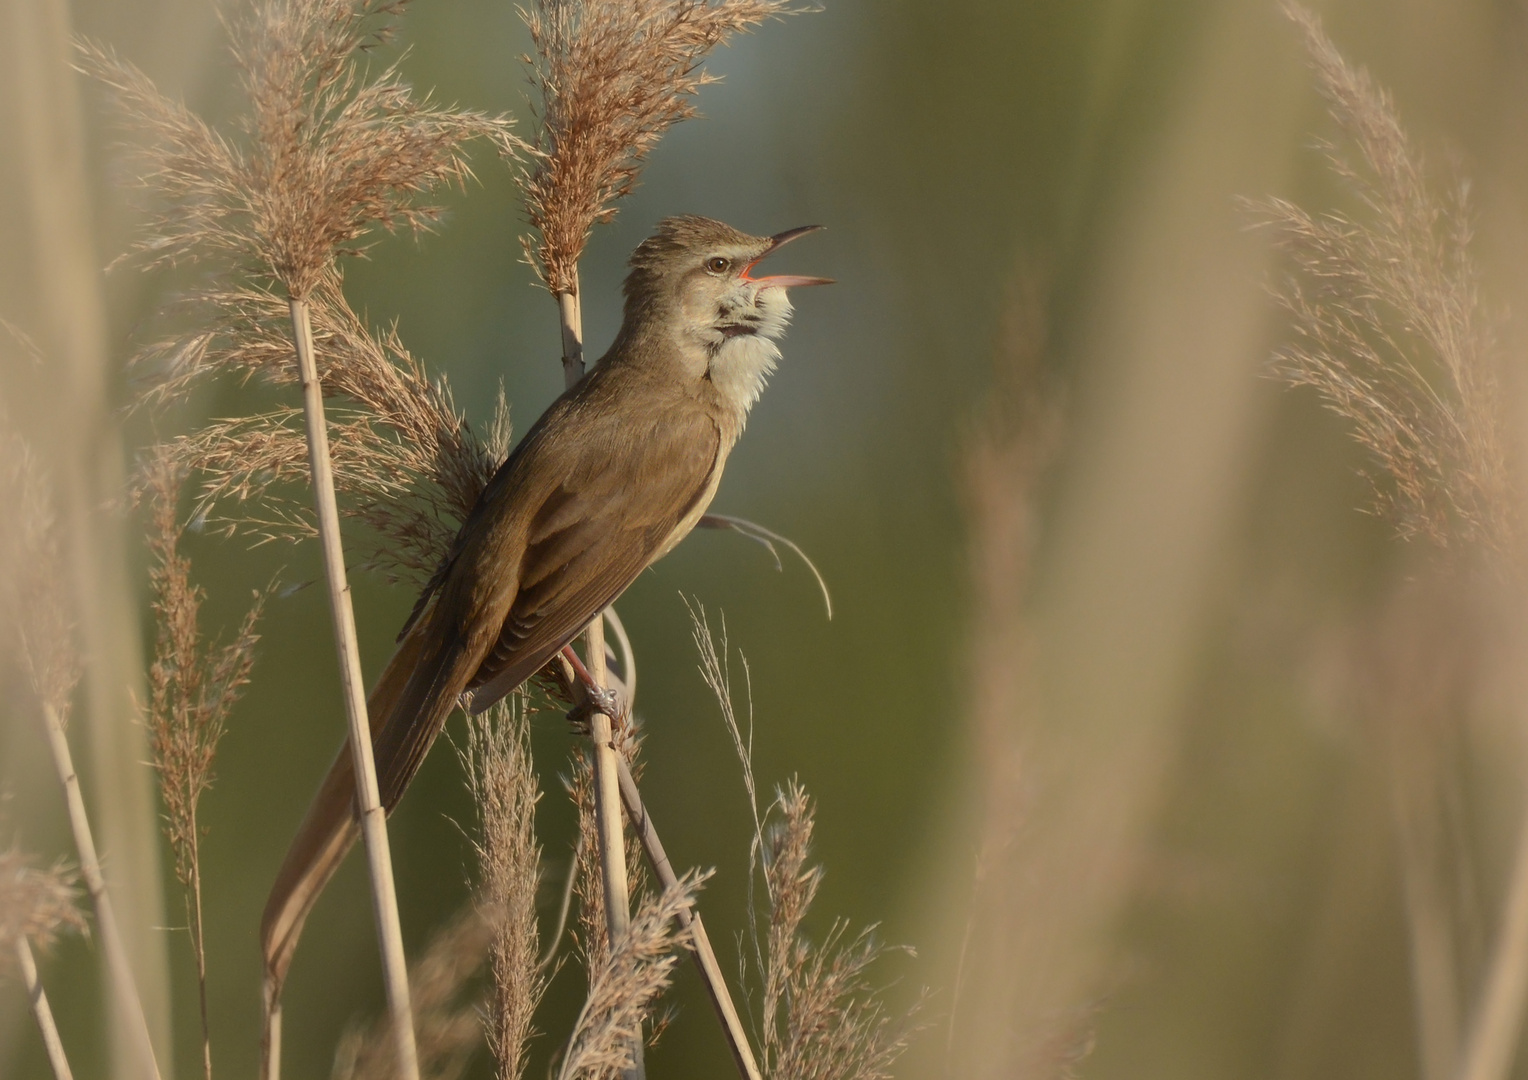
[651,452,726,563]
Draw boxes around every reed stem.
[556,281,643,1079]
[288,297,420,1080]
[18,936,74,1080]
[40,703,161,1080]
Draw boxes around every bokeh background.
[9,0,1528,1077]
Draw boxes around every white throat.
[708,287,793,419]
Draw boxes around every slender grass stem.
[18,937,74,1080]
[188,832,212,1080]
[288,297,420,1080]
[615,756,763,1080]
[40,703,161,1080]
[557,280,643,1078]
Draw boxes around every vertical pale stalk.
[1459,811,1528,1080]
[288,298,421,1080]
[187,835,211,1080]
[616,757,762,1080]
[5,0,169,1071]
[556,282,642,1079]
[40,703,161,1080]
[17,937,73,1080]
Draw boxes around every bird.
[260,214,831,999]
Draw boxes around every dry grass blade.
[331,902,503,1080]
[555,870,708,1080]
[460,698,545,1080]
[1248,3,1514,562]
[520,0,808,293]
[142,450,267,1080]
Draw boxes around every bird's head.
[621,215,831,411]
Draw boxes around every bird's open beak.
[742,225,835,288]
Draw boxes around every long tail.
[259,602,471,1077]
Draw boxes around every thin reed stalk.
[2,844,85,1080]
[16,937,73,1080]
[290,293,420,1080]
[555,285,640,1080]
[40,703,163,1080]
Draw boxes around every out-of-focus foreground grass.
[7,1,1528,1078]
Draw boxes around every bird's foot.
[565,684,620,733]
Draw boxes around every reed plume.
[519,0,807,296]
[461,698,545,1080]
[1,845,86,1080]
[0,847,86,962]
[1253,9,1528,1080]
[690,606,921,1080]
[554,871,708,1080]
[1249,3,1514,564]
[142,451,267,1080]
[84,5,523,1074]
[0,429,163,1080]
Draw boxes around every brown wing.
[462,407,722,712]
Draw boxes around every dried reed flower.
[689,605,921,1080]
[0,430,82,723]
[142,276,511,584]
[80,0,522,299]
[520,0,807,293]
[142,449,267,1080]
[757,784,919,1080]
[1248,3,1515,562]
[0,848,86,962]
[331,901,503,1080]
[566,737,648,982]
[554,870,707,1080]
[460,698,545,1080]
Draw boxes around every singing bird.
[261,215,831,991]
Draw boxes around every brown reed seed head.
[759,782,922,1080]
[142,452,266,889]
[0,848,86,961]
[520,0,808,294]
[80,0,522,300]
[460,700,545,1080]
[555,871,707,1080]
[135,275,510,585]
[331,901,504,1080]
[1250,4,1516,564]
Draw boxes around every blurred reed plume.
[691,606,920,1080]
[1254,8,1528,1080]
[1250,3,1516,564]
[555,871,708,1080]
[330,901,505,1080]
[0,428,163,1080]
[461,699,545,1080]
[1,845,86,1080]
[142,451,267,1080]
[0,847,85,963]
[519,0,805,295]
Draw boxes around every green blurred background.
[9,0,1528,1077]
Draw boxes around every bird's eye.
[705,256,731,274]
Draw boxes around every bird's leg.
[561,645,622,727]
